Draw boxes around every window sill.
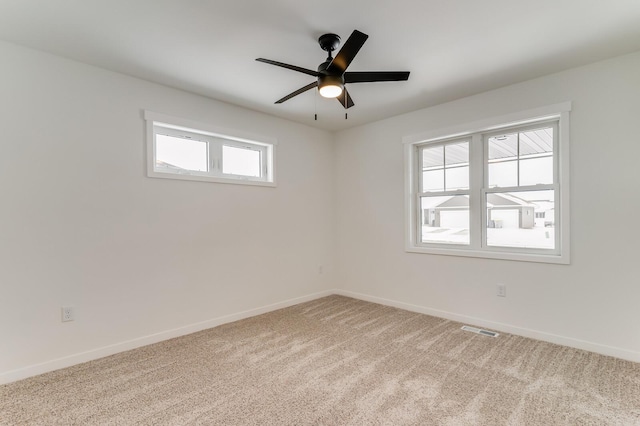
[405,244,569,264]
[147,170,276,187]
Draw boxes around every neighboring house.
[487,193,536,229]
[424,193,539,229]
[533,201,555,227]
[423,195,470,229]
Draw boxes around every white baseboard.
[0,289,334,385]
[335,289,640,363]
[4,288,638,385]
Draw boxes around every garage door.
[490,209,519,228]
[440,210,469,228]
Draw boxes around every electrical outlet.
[318,265,324,274]
[496,284,506,297]
[61,306,75,322]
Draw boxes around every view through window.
[405,103,570,263]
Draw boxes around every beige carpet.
[1,295,639,425]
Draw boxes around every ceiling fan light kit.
[318,74,344,98]
[256,30,410,114]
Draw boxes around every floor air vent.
[461,325,499,337]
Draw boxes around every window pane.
[488,133,517,161]
[422,170,444,192]
[421,145,443,192]
[519,127,553,156]
[445,141,469,190]
[445,166,469,190]
[488,161,517,187]
[421,195,470,245]
[520,156,553,185]
[222,145,261,177]
[422,145,443,168]
[155,134,208,172]
[488,133,518,187]
[486,190,555,249]
[445,142,469,165]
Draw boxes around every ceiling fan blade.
[275,81,318,104]
[336,88,354,109]
[345,71,410,83]
[256,58,319,77]
[327,30,368,75]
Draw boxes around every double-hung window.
[405,103,570,264]
[145,111,276,186]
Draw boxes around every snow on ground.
[422,226,554,249]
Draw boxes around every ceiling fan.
[256,30,410,110]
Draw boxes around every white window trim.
[145,111,277,187]
[404,102,571,264]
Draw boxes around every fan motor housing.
[317,60,332,74]
[318,73,344,87]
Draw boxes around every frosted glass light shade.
[318,74,344,98]
[319,84,343,98]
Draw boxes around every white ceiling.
[2,0,640,131]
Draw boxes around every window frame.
[404,102,571,264]
[145,111,276,187]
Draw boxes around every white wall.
[0,41,335,382]
[2,39,639,384]
[334,51,640,361]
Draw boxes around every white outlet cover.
[61,306,74,322]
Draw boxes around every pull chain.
[344,87,348,120]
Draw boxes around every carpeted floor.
[1,295,639,425]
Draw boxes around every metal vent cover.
[461,325,499,337]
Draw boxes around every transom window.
[404,103,570,264]
[145,111,276,186]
